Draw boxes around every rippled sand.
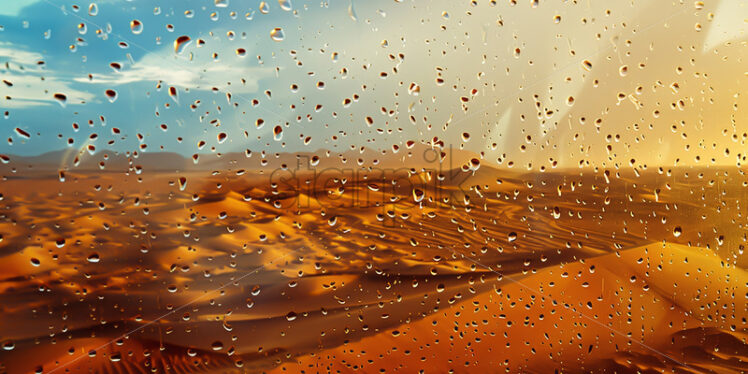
[0,160,745,373]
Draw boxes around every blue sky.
[1,0,745,169]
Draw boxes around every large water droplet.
[174,35,191,54]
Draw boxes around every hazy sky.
[1,0,745,169]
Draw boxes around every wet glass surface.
[0,1,746,373]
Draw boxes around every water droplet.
[413,188,424,202]
[673,226,682,237]
[286,311,297,321]
[278,0,292,11]
[469,158,480,171]
[1,341,14,351]
[211,341,224,350]
[87,253,100,263]
[215,0,229,7]
[53,93,67,107]
[105,89,117,103]
[270,27,284,41]
[273,125,283,141]
[168,86,178,102]
[259,1,269,14]
[507,232,517,242]
[552,207,561,219]
[130,19,143,34]
[14,128,30,139]
[348,0,358,21]
[88,3,98,16]
[174,35,191,54]
[30,258,40,267]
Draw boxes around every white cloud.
[0,42,96,108]
[78,46,272,95]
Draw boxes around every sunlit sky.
[1,0,746,169]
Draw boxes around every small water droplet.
[53,93,67,107]
[14,128,30,139]
[286,311,297,321]
[270,27,284,41]
[168,86,178,102]
[469,158,480,171]
[413,188,424,202]
[105,89,117,103]
[278,0,292,11]
[673,226,682,237]
[130,19,143,34]
[87,253,100,263]
[348,0,358,21]
[259,1,269,14]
